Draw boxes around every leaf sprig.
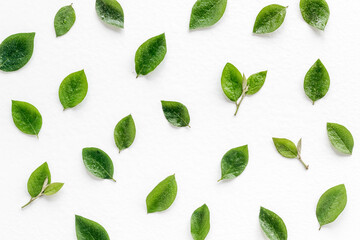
[273,138,309,170]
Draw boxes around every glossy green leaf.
[114,114,136,152]
[189,0,227,30]
[219,145,248,181]
[27,162,51,198]
[82,147,115,181]
[135,33,167,77]
[316,184,347,229]
[259,207,287,240]
[161,100,190,127]
[304,59,330,104]
[12,100,42,136]
[54,5,76,37]
[75,215,110,240]
[272,138,298,158]
[146,174,177,213]
[221,63,243,102]
[59,70,88,109]
[43,182,64,196]
[191,204,210,240]
[96,0,124,28]
[246,71,267,95]
[253,5,287,34]
[0,33,35,72]
[300,0,330,30]
[327,123,354,155]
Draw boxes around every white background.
[0,0,358,239]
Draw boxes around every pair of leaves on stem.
[219,145,248,181]
[96,0,124,29]
[146,175,177,213]
[59,70,88,109]
[82,147,116,182]
[54,4,76,37]
[189,0,227,30]
[22,162,64,208]
[327,122,354,155]
[273,138,309,170]
[12,100,42,137]
[304,59,330,104]
[221,63,267,116]
[75,215,110,240]
[191,204,210,240]
[161,101,190,127]
[300,0,330,31]
[259,207,287,240]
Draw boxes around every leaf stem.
[297,155,309,170]
[234,93,246,116]
[111,178,117,182]
[22,197,38,209]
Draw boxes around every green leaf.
[135,33,167,77]
[253,5,287,34]
[316,184,347,229]
[82,147,115,181]
[146,174,177,213]
[191,204,210,240]
[114,114,136,152]
[327,123,354,155]
[43,182,64,196]
[189,0,227,30]
[12,100,42,136]
[219,145,248,181]
[0,32,35,72]
[161,100,190,127]
[221,63,243,102]
[96,0,124,28]
[304,59,330,104]
[75,215,110,240]
[246,71,267,95]
[59,70,88,109]
[259,207,288,240]
[272,138,298,158]
[300,0,330,31]
[54,4,76,37]
[27,162,51,198]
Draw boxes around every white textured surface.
[0,0,358,239]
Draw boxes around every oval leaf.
[191,204,210,240]
[43,182,64,196]
[82,147,115,181]
[146,174,177,213]
[135,33,167,77]
[114,114,136,152]
[304,59,330,104]
[96,0,124,28]
[27,162,51,198]
[253,5,287,34]
[219,145,248,181]
[300,0,330,30]
[189,0,227,30]
[316,184,347,229]
[59,70,88,109]
[259,207,288,240]
[272,138,298,158]
[161,100,190,127]
[221,63,243,102]
[12,100,42,136]
[54,5,76,37]
[246,71,267,95]
[327,123,354,155]
[0,32,35,72]
[75,215,110,240]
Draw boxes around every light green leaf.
[75,215,110,240]
[300,0,330,30]
[59,70,88,109]
[114,114,136,152]
[82,147,115,181]
[54,4,76,37]
[221,63,243,102]
[259,207,288,240]
[189,0,227,30]
[12,100,42,136]
[146,174,177,213]
[327,123,354,155]
[272,138,298,158]
[27,162,51,198]
[304,59,330,104]
[161,100,190,127]
[219,145,248,181]
[253,5,287,34]
[246,71,267,95]
[43,183,64,196]
[191,204,210,240]
[96,0,124,28]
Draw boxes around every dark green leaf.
[304,59,330,104]
[161,100,190,127]
[12,100,42,136]
[59,70,88,109]
[272,138,298,158]
[82,147,115,181]
[0,32,35,72]
[259,207,288,240]
[219,145,248,181]
[75,215,110,240]
[54,5,76,37]
[300,0,330,30]
[253,5,287,34]
[316,184,347,229]
[246,71,267,95]
[146,174,177,213]
[27,162,51,198]
[327,123,354,155]
[135,33,167,77]
[221,63,243,102]
[43,182,64,196]
[114,114,136,152]
[189,0,227,30]
[96,0,124,28]
[191,204,210,240]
